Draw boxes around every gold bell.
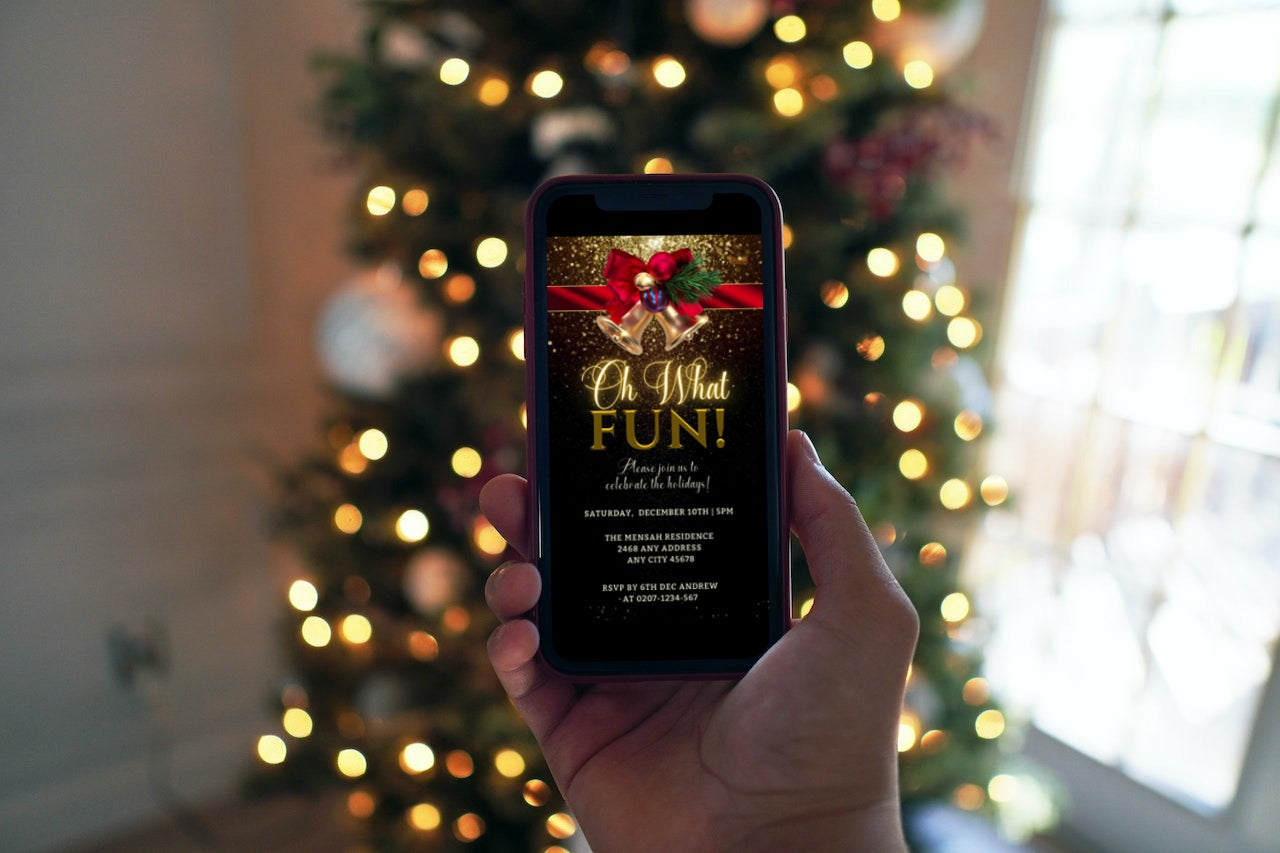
[654,303,710,351]
[596,301,653,355]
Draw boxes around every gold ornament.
[595,301,653,355]
[654,303,709,351]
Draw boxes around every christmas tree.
[255,0,1054,848]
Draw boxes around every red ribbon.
[547,283,763,311]
[602,248,703,321]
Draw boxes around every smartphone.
[524,174,789,678]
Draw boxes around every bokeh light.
[843,41,873,69]
[893,399,924,432]
[867,247,900,277]
[396,509,430,543]
[288,579,318,611]
[652,56,686,88]
[257,734,286,764]
[401,742,436,774]
[940,591,971,623]
[494,748,526,778]
[337,748,368,778]
[300,616,331,647]
[528,70,564,98]
[439,57,470,85]
[283,707,313,738]
[476,237,508,268]
[366,186,395,216]
[774,14,806,43]
[899,449,928,480]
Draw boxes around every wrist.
[719,795,907,852]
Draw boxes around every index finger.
[479,473,531,558]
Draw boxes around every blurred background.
[2,1,1278,851]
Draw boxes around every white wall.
[0,2,356,849]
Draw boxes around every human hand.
[479,430,919,851]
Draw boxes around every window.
[972,0,1280,813]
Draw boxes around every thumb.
[788,431,915,626]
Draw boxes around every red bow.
[601,248,703,321]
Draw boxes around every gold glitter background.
[547,234,762,288]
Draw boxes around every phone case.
[523,173,790,680]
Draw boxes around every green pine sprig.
[662,253,722,305]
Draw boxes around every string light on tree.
[366,185,396,216]
[356,428,388,460]
[446,750,475,778]
[300,615,332,647]
[652,56,687,88]
[349,790,376,819]
[644,156,674,174]
[954,783,986,810]
[402,188,429,215]
[257,735,287,765]
[443,273,475,303]
[954,410,984,440]
[948,316,982,348]
[980,475,1009,505]
[494,748,526,778]
[919,542,948,566]
[857,334,886,360]
[902,289,933,321]
[963,677,991,705]
[523,779,553,806]
[916,232,946,264]
[765,54,800,88]
[451,446,483,478]
[821,280,850,308]
[773,87,804,117]
[478,77,510,106]
[899,449,928,480]
[454,813,486,842]
[867,247,900,277]
[475,237,508,268]
[940,591,971,622]
[333,503,362,534]
[283,707,313,738]
[472,517,506,556]
[546,813,578,840]
[337,748,368,778]
[528,69,564,98]
[773,14,806,43]
[408,803,441,831]
[872,0,902,22]
[904,59,935,89]
[400,742,436,774]
[935,284,966,316]
[439,57,470,85]
[939,478,972,510]
[395,509,430,543]
[446,335,480,367]
[289,579,319,611]
[340,613,373,644]
[843,40,874,69]
[975,709,1006,739]
[418,249,448,279]
[893,399,924,432]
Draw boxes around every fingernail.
[486,562,511,597]
[797,430,824,467]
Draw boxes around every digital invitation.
[544,233,771,661]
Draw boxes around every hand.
[479,430,919,851]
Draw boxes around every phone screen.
[529,179,786,674]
